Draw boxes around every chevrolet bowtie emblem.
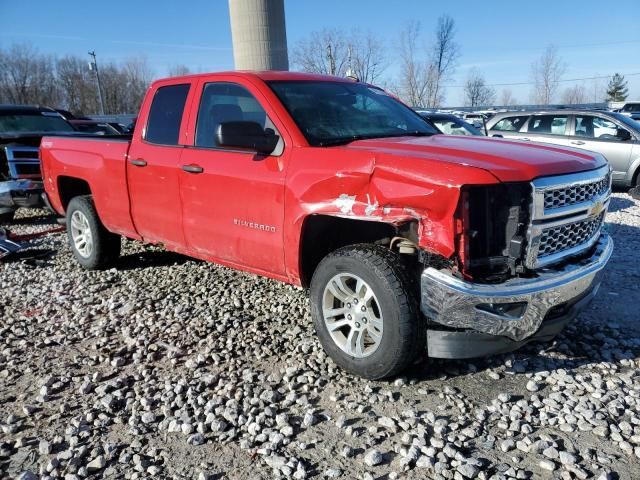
[590,200,605,217]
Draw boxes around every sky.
[1,0,639,106]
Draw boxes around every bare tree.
[394,21,437,107]
[0,43,58,106]
[500,88,517,106]
[562,84,588,105]
[122,56,153,112]
[531,45,566,104]
[589,77,607,103]
[349,33,387,84]
[428,15,460,107]
[56,56,99,114]
[167,64,192,77]
[464,69,495,107]
[291,28,386,83]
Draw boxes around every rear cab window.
[492,116,528,132]
[144,84,190,145]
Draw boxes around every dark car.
[417,111,484,136]
[0,105,76,222]
[69,120,122,135]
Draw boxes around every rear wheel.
[310,244,421,379]
[66,196,120,269]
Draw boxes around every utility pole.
[88,51,105,115]
[326,44,336,76]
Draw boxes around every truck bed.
[40,135,137,237]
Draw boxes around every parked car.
[40,71,612,379]
[0,105,78,222]
[616,101,640,121]
[460,113,484,129]
[417,112,483,136]
[486,110,640,188]
[68,120,122,135]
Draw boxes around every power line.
[448,71,640,88]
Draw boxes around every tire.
[66,195,121,269]
[0,209,15,224]
[310,244,421,379]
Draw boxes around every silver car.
[486,110,640,188]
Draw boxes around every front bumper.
[0,179,44,211]
[421,234,613,358]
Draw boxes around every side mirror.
[617,128,632,141]
[216,121,279,155]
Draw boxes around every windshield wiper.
[317,134,381,147]
[317,131,433,147]
[392,130,434,137]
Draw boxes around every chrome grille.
[543,172,610,210]
[526,165,610,269]
[538,213,604,257]
[4,145,41,180]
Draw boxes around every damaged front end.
[421,166,613,358]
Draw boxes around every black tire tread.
[312,243,421,379]
[66,195,120,269]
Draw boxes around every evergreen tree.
[606,73,628,102]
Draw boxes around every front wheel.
[66,196,121,269]
[310,244,421,379]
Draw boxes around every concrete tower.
[228,0,289,71]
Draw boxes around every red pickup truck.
[40,71,613,379]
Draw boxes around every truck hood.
[345,134,607,182]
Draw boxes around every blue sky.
[1,0,639,106]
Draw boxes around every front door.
[179,78,289,276]
[571,114,633,182]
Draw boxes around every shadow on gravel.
[608,196,635,212]
[115,250,195,270]
[7,213,59,226]
[404,325,640,382]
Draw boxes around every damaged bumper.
[0,179,44,211]
[421,234,613,358]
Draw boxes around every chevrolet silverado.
[40,72,613,379]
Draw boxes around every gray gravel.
[1,191,639,479]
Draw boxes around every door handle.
[571,140,586,145]
[129,158,147,167]
[182,164,204,174]
[521,137,530,141]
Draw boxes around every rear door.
[523,113,570,147]
[178,76,290,276]
[127,81,194,249]
[570,114,633,181]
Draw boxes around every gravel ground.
[1,192,639,480]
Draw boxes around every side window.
[145,84,190,145]
[576,116,624,141]
[493,116,527,132]
[528,115,568,135]
[195,82,273,148]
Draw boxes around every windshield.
[0,113,75,134]
[268,81,437,146]
[609,112,640,131]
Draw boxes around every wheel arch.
[298,214,418,287]
[57,176,92,211]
